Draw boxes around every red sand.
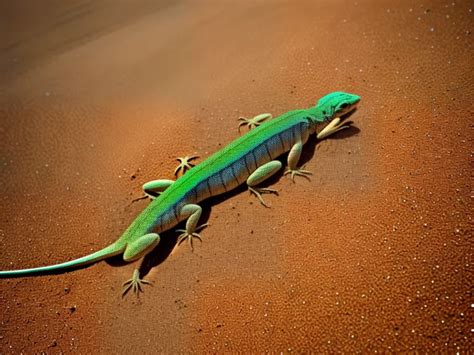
[0,0,472,353]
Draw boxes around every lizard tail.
[0,242,125,278]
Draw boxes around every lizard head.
[315,91,360,121]
[307,92,360,138]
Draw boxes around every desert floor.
[0,0,472,353]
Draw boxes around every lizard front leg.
[247,160,282,207]
[176,204,208,251]
[284,141,312,182]
[317,117,350,139]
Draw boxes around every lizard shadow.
[131,113,360,277]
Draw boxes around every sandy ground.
[0,0,472,353]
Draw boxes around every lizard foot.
[284,165,312,183]
[176,223,208,251]
[317,117,351,140]
[238,113,272,132]
[248,186,278,207]
[122,269,152,297]
[174,155,199,176]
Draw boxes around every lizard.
[0,91,360,296]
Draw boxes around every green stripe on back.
[161,109,308,201]
[129,108,310,234]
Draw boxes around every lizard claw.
[176,223,208,252]
[284,165,312,183]
[122,269,152,297]
[238,113,272,132]
[174,155,199,176]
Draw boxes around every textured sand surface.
[0,0,472,353]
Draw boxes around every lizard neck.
[306,105,326,122]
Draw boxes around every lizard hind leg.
[122,233,160,297]
[174,155,199,176]
[176,204,208,252]
[142,179,175,199]
[122,268,151,297]
[238,113,272,132]
[247,160,282,207]
[284,141,312,182]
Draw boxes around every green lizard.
[0,91,360,295]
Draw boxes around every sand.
[0,0,472,353]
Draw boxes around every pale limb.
[284,141,312,182]
[122,233,160,297]
[176,204,208,251]
[122,268,151,297]
[142,179,175,199]
[317,117,351,140]
[246,160,282,207]
[174,155,199,176]
[238,113,272,132]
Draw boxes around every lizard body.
[0,91,360,295]
[131,109,312,234]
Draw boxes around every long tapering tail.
[0,242,124,277]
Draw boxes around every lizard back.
[129,109,312,235]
